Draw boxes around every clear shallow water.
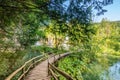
[101,62,120,80]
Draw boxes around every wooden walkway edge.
[25,52,70,80]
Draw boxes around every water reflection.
[101,62,120,80]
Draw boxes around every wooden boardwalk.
[25,53,70,80]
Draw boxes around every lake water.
[101,62,120,80]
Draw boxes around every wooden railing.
[48,53,74,80]
[6,52,74,80]
[5,54,45,80]
[48,63,74,80]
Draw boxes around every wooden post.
[22,67,25,80]
[48,61,50,76]
[54,55,55,63]
[59,54,60,58]
[33,60,35,68]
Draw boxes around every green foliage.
[57,52,103,80]
[0,50,26,79]
[0,0,115,54]
[0,0,116,79]
[0,0,113,37]
[48,0,113,24]
[56,20,120,80]
[32,46,54,53]
[31,45,67,55]
[0,0,114,50]
[17,13,40,47]
[0,58,9,76]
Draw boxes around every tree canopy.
[0,0,113,28]
[0,0,113,47]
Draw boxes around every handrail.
[6,52,74,80]
[48,53,74,80]
[49,68,58,80]
[48,63,74,80]
[5,54,44,80]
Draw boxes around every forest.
[0,0,120,80]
